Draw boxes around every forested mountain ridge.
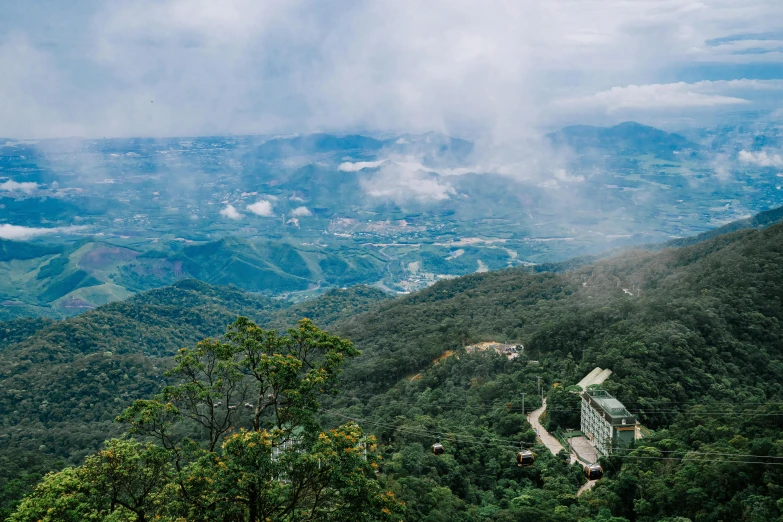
[327,219,783,520]
[2,212,783,519]
[336,217,783,402]
[0,282,390,517]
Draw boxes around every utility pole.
[537,376,541,400]
[521,392,525,418]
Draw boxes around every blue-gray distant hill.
[249,131,473,166]
[251,134,385,159]
[547,121,700,158]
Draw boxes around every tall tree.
[11,318,403,522]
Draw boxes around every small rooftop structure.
[584,389,635,423]
[576,367,613,390]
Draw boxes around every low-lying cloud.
[0,224,87,240]
[219,204,242,220]
[290,206,312,217]
[246,200,275,217]
[361,162,456,203]
[738,149,783,168]
[0,180,39,193]
[338,160,386,172]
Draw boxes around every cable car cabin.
[516,451,535,467]
[432,443,445,456]
[584,464,603,480]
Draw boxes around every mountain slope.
[336,220,783,404]
[523,204,783,274]
[656,203,783,249]
[0,240,62,262]
[324,220,783,521]
[251,133,385,159]
[3,214,783,519]
[0,280,387,454]
[547,121,700,156]
[0,235,390,317]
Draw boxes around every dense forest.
[2,211,783,520]
[0,281,390,518]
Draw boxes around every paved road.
[569,436,598,464]
[528,399,598,497]
[527,399,566,456]
[578,480,598,496]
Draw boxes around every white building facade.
[580,389,638,456]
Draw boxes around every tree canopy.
[9,319,403,522]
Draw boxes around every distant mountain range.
[250,131,474,166]
[3,121,783,318]
[547,121,700,157]
[4,201,783,321]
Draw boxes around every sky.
[1,0,783,139]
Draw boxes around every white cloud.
[562,82,752,112]
[396,160,477,177]
[702,79,783,91]
[0,224,87,240]
[0,180,39,193]
[220,204,242,219]
[554,169,585,183]
[246,200,275,217]
[338,160,386,172]
[290,206,312,217]
[738,149,783,167]
[361,162,456,202]
[2,1,783,138]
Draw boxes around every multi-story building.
[580,389,637,456]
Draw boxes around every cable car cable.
[323,409,783,466]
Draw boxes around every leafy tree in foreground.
[9,439,172,522]
[10,318,403,522]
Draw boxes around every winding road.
[526,399,566,456]
[527,398,598,496]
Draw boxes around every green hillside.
[3,215,783,520]
[0,240,62,263]
[177,238,313,292]
[3,202,782,320]
[328,221,783,521]
[0,280,393,518]
[0,235,391,318]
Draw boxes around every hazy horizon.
[2,1,782,141]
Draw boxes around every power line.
[340,400,783,417]
[608,454,783,466]
[337,396,783,409]
[323,409,783,465]
[324,409,536,450]
[607,447,783,460]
